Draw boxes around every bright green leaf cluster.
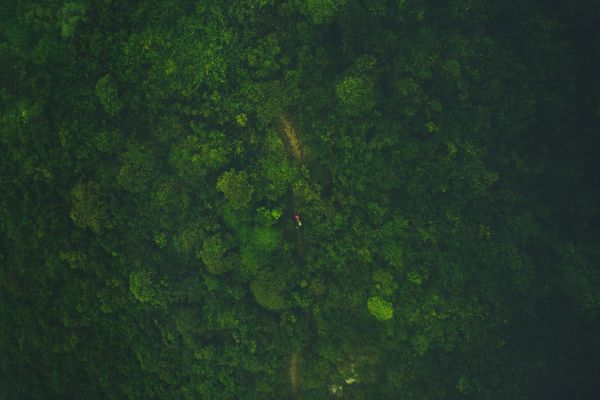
[367,296,394,321]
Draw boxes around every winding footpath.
[276,115,306,398]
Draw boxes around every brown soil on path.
[277,115,304,163]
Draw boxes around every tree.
[197,234,238,274]
[336,74,376,116]
[117,145,157,193]
[239,226,282,275]
[129,270,155,303]
[70,181,110,234]
[217,169,254,209]
[250,269,288,311]
[367,296,394,321]
[169,131,230,184]
[95,74,122,116]
[129,270,169,308]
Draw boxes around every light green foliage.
[235,113,248,127]
[198,234,237,274]
[217,169,254,209]
[154,232,167,247]
[256,207,283,226]
[239,226,281,275]
[336,75,376,116]
[129,270,155,303]
[243,80,297,124]
[407,270,423,286]
[367,296,394,321]
[95,74,122,116]
[252,226,281,251]
[170,131,229,182]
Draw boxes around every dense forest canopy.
[1,0,599,399]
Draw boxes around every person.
[293,214,302,229]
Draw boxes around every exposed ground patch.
[277,115,304,163]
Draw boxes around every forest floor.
[277,115,305,162]
[276,115,306,398]
[277,114,307,258]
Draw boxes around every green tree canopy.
[367,296,394,321]
[217,169,254,210]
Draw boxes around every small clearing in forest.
[277,115,304,162]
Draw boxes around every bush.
[367,296,394,321]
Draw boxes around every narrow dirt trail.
[277,115,304,163]
[277,115,306,258]
[276,115,307,398]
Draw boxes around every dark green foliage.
[250,269,288,311]
[117,144,157,193]
[1,0,600,399]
